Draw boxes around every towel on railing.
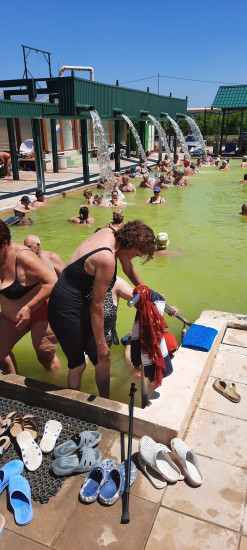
[130,285,175,387]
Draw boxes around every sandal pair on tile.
[79,459,137,505]
[213,379,241,403]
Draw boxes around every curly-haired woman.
[48,220,155,397]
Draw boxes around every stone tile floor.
[1,330,247,549]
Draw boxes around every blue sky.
[1,0,246,107]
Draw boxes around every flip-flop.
[53,430,101,458]
[79,459,115,504]
[137,454,167,489]
[0,436,11,455]
[51,447,102,477]
[139,436,183,484]
[39,420,62,454]
[8,474,33,525]
[0,459,24,494]
[10,416,38,440]
[16,431,42,472]
[170,438,203,488]
[213,379,241,403]
[98,460,137,506]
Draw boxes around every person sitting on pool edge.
[219,159,230,171]
[240,203,247,216]
[119,175,135,193]
[139,174,154,189]
[13,196,34,225]
[146,186,165,205]
[69,206,95,225]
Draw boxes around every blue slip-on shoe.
[80,459,115,504]
[0,459,24,494]
[8,474,33,525]
[53,430,101,458]
[51,447,102,477]
[98,460,138,506]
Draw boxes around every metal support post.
[114,118,121,172]
[6,118,19,180]
[238,110,244,148]
[50,119,59,173]
[139,120,146,150]
[219,110,226,155]
[173,135,177,162]
[80,119,90,186]
[126,129,131,158]
[31,119,46,193]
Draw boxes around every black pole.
[203,109,207,138]
[31,119,46,193]
[139,120,146,150]
[126,128,131,158]
[80,118,90,186]
[173,134,177,162]
[238,110,244,149]
[22,45,28,79]
[49,97,58,173]
[48,53,52,78]
[121,383,137,524]
[219,110,226,155]
[114,118,121,172]
[6,118,19,180]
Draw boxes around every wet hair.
[21,195,31,204]
[244,174,247,181]
[79,206,89,221]
[115,220,156,261]
[112,211,124,225]
[36,189,44,199]
[0,219,11,247]
[83,190,92,199]
[241,203,247,215]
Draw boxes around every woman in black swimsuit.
[48,220,156,397]
[0,220,60,373]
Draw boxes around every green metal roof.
[212,85,247,109]
[0,100,59,119]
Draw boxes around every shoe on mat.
[40,420,62,454]
[51,447,102,477]
[0,436,11,455]
[80,459,115,504]
[53,430,101,458]
[0,459,24,494]
[139,436,183,484]
[212,379,241,403]
[98,459,137,506]
[170,438,203,488]
[16,431,42,472]
[8,474,33,525]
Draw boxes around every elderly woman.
[0,220,60,373]
[48,220,156,397]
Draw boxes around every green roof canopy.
[212,85,247,109]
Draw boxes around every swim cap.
[154,186,161,193]
[156,232,170,250]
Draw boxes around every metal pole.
[139,120,146,150]
[219,110,226,155]
[80,118,90,186]
[6,119,19,180]
[203,109,207,138]
[31,119,46,193]
[114,118,121,172]
[157,72,160,95]
[48,53,52,78]
[238,110,244,149]
[173,134,177,162]
[126,128,131,158]
[22,45,28,79]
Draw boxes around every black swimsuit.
[48,246,117,369]
[0,257,37,300]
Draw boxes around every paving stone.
[223,329,247,348]
[0,530,48,550]
[211,345,247,384]
[240,537,247,550]
[53,495,158,550]
[200,377,247,421]
[145,508,240,550]
[0,476,79,546]
[186,409,247,468]
[162,455,247,531]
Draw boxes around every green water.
[10,160,247,403]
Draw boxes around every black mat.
[0,396,98,504]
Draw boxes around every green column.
[126,128,131,158]
[80,119,90,186]
[50,119,59,173]
[114,119,121,172]
[139,120,146,151]
[31,119,46,193]
[6,118,19,180]
[219,110,226,155]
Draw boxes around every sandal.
[16,431,42,472]
[10,416,38,440]
[170,438,203,488]
[51,447,102,476]
[0,436,11,455]
[53,430,101,458]
[139,436,184,484]
[80,459,115,504]
[40,420,62,454]
[213,379,241,403]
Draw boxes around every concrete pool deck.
[1,309,247,548]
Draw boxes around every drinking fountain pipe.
[59,65,95,80]
[113,109,123,172]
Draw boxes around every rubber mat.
[0,396,98,504]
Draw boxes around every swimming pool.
[9,160,247,403]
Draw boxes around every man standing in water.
[24,235,64,276]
